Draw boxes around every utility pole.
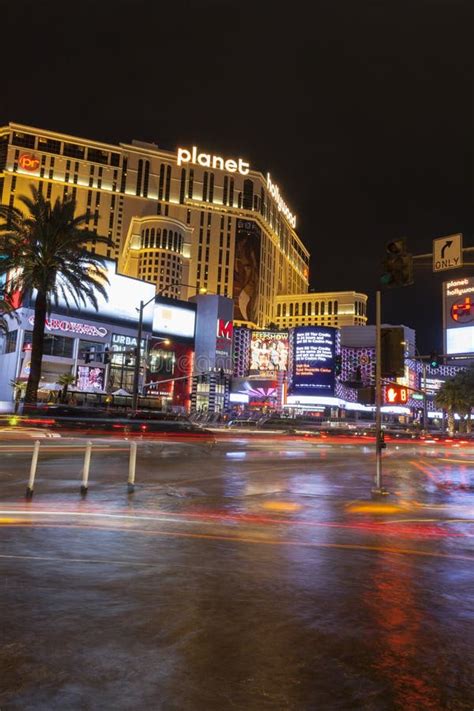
[373,290,388,495]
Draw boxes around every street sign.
[433,234,463,272]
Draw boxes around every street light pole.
[132,299,144,411]
[373,290,388,495]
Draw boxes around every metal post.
[80,441,92,496]
[132,301,144,411]
[26,440,40,499]
[128,441,137,493]
[373,291,388,495]
[422,362,428,432]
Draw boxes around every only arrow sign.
[441,240,453,258]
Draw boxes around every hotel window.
[315,302,319,315]
[321,302,325,315]
[202,172,208,202]
[277,304,281,317]
[289,303,293,317]
[223,176,228,205]
[302,302,306,316]
[229,178,234,207]
[328,301,333,315]
[165,165,171,201]
[282,304,286,317]
[12,131,36,149]
[243,179,253,210]
[87,147,109,164]
[136,159,143,196]
[120,158,128,193]
[158,164,165,200]
[188,169,194,199]
[110,152,120,167]
[209,173,214,202]
[63,142,85,159]
[143,160,150,197]
[334,301,338,315]
[179,168,186,203]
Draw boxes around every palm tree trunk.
[25,291,47,404]
[447,409,455,436]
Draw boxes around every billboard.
[153,303,196,339]
[444,277,474,355]
[233,219,261,323]
[250,331,289,372]
[290,327,337,396]
[32,260,156,329]
[76,366,105,392]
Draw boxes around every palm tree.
[456,365,474,433]
[57,373,77,404]
[435,377,470,435]
[0,186,111,403]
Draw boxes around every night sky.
[2,0,472,352]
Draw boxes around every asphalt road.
[1,434,473,710]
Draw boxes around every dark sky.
[2,0,472,352]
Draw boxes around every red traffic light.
[384,385,408,404]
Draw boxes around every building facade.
[273,291,368,329]
[0,123,309,328]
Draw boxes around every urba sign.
[177,146,250,175]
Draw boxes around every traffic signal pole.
[373,290,388,495]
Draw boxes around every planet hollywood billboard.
[444,277,474,355]
[289,327,337,397]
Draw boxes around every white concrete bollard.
[26,440,40,499]
[128,441,137,493]
[80,441,93,496]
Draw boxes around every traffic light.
[381,327,405,378]
[381,239,414,288]
[103,347,110,365]
[335,355,342,376]
[429,352,440,368]
[358,386,375,405]
[384,385,408,405]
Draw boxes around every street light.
[131,281,204,410]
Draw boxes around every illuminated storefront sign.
[177,146,250,175]
[19,154,40,171]
[290,327,336,396]
[250,330,288,372]
[28,315,108,338]
[267,174,296,228]
[217,320,233,340]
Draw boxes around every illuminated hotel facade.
[273,291,368,329]
[0,123,309,328]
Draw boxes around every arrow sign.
[441,240,453,259]
[433,234,463,273]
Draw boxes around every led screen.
[444,277,474,355]
[290,327,336,396]
[76,366,105,392]
[36,260,156,328]
[446,326,474,355]
[250,331,288,372]
[152,304,196,339]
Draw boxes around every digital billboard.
[444,277,474,355]
[250,331,289,372]
[290,327,336,396]
[76,366,105,392]
[33,260,156,329]
[233,219,261,323]
[152,303,196,339]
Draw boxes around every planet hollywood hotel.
[0,123,309,329]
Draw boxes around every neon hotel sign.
[177,146,297,228]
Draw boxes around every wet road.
[0,434,473,710]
